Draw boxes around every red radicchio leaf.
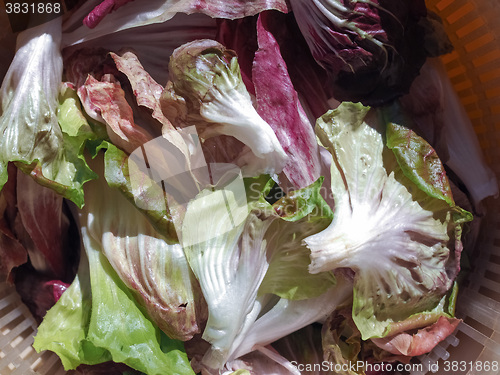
[14,263,71,322]
[0,164,27,283]
[260,11,334,120]
[289,0,428,106]
[64,48,112,89]
[253,12,321,189]
[217,12,332,121]
[46,280,71,302]
[83,0,289,30]
[186,0,289,20]
[109,51,174,133]
[371,316,460,357]
[216,17,259,95]
[79,74,152,153]
[0,234,27,283]
[16,170,69,279]
[84,0,136,29]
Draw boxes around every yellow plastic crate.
[1,0,499,373]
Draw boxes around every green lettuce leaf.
[162,39,287,177]
[385,117,473,225]
[182,177,342,369]
[181,185,266,369]
[0,20,96,207]
[321,284,460,367]
[102,142,180,242]
[322,309,365,375]
[34,225,194,375]
[83,229,193,374]
[305,102,467,340]
[0,160,8,190]
[386,121,454,205]
[33,251,110,369]
[82,155,205,341]
[259,178,336,300]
